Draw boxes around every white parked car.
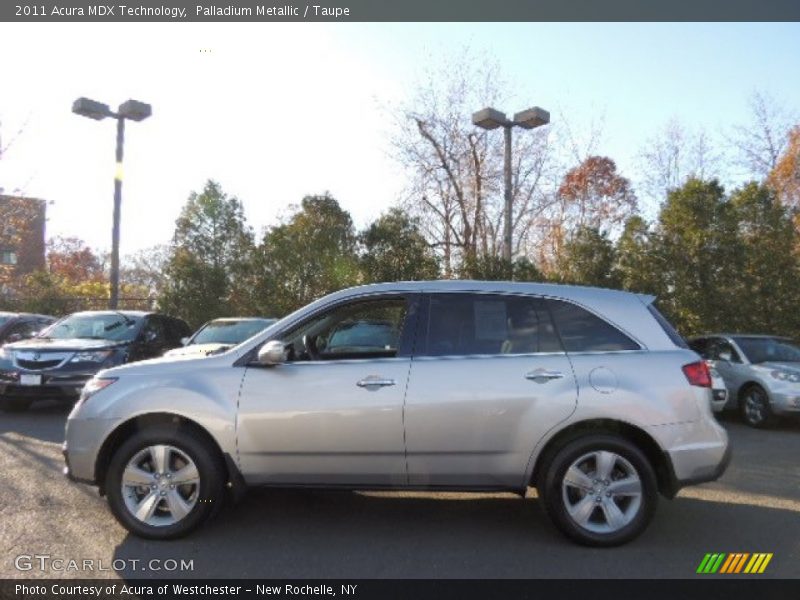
[164,317,276,359]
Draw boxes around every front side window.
[40,313,142,342]
[281,298,408,361]
[547,299,640,352]
[707,338,742,363]
[421,293,562,357]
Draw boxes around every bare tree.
[389,52,556,275]
[727,91,797,180]
[638,118,722,204]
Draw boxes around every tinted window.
[706,338,742,363]
[733,337,800,364]
[140,316,166,344]
[282,298,408,361]
[647,304,688,348]
[548,300,639,352]
[422,294,562,357]
[689,338,710,358]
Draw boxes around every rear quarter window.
[547,299,640,352]
[647,304,689,349]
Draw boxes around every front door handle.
[525,369,565,383]
[356,376,396,389]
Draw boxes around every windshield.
[734,337,800,364]
[192,319,275,345]
[40,313,142,342]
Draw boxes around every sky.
[0,22,798,258]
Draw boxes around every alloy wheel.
[561,450,643,534]
[121,445,200,527]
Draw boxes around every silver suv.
[64,281,729,546]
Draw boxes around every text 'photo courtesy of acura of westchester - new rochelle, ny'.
[62,281,730,547]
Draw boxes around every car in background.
[708,364,728,413]
[0,311,190,412]
[0,312,57,345]
[689,334,800,428]
[164,317,276,359]
[64,281,729,546]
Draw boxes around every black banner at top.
[3,0,800,22]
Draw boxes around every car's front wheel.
[105,426,225,539]
[739,385,774,428]
[539,435,658,547]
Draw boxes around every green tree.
[555,226,618,288]
[158,180,254,327]
[359,208,439,283]
[458,255,543,282]
[729,182,800,337]
[654,178,740,336]
[614,215,661,294]
[253,194,359,316]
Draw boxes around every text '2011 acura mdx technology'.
[63,281,730,546]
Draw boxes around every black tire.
[538,434,658,547]
[2,397,32,412]
[105,425,226,540]
[739,385,774,428]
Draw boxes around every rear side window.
[647,303,688,349]
[422,294,562,357]
[547,300,639,352]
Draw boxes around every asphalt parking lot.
[1,403,798,580]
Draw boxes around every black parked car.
[0,311,190,411]
[0,312,57,345]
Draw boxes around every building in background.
[0,195,46,290]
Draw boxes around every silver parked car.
[64,281,729,546]
[689,334,800,428]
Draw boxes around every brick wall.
[0,195,47,276]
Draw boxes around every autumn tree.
[767,125,800,211]
[158,180,255,327]
[0,197,43,290]
[359,208,439,283]
[543,156,637,271]
[47,236,105,283]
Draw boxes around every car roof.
[66,310,152,318]
[207,317,275,323]
[0,311,56,320]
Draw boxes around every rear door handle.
[525,369,565,383]
[356,376,396,389]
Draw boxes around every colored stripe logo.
[697,553,773,574]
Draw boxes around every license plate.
[19,374,42,386]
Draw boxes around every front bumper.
[769,391,800,416]
[63,415,122,485]
[0,370,95,401]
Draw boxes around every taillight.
[683,361,711,388]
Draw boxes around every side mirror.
[257,340,287,366]
[180,336,190,346]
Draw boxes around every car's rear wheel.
[105,426,225,539]
[1,397,32,412]
[739,385,774,428]
[538,434,658,547]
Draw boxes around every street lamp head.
[472,107,509,130]
[72,97,112,120]
[118,99,152,122]
[512,107,550,130]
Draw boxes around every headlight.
[70,350,113,363]
[0,346,10,361]
[770,369,800,383]
[80,377,117,402]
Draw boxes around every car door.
[403,293,578,488]
[237,294,419,486]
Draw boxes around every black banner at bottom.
[1,579,799,600]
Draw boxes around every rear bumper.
[647,417,730,497]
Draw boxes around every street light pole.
[110,116,125,310]
[72,97,151,310]
[472,106,550,264]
